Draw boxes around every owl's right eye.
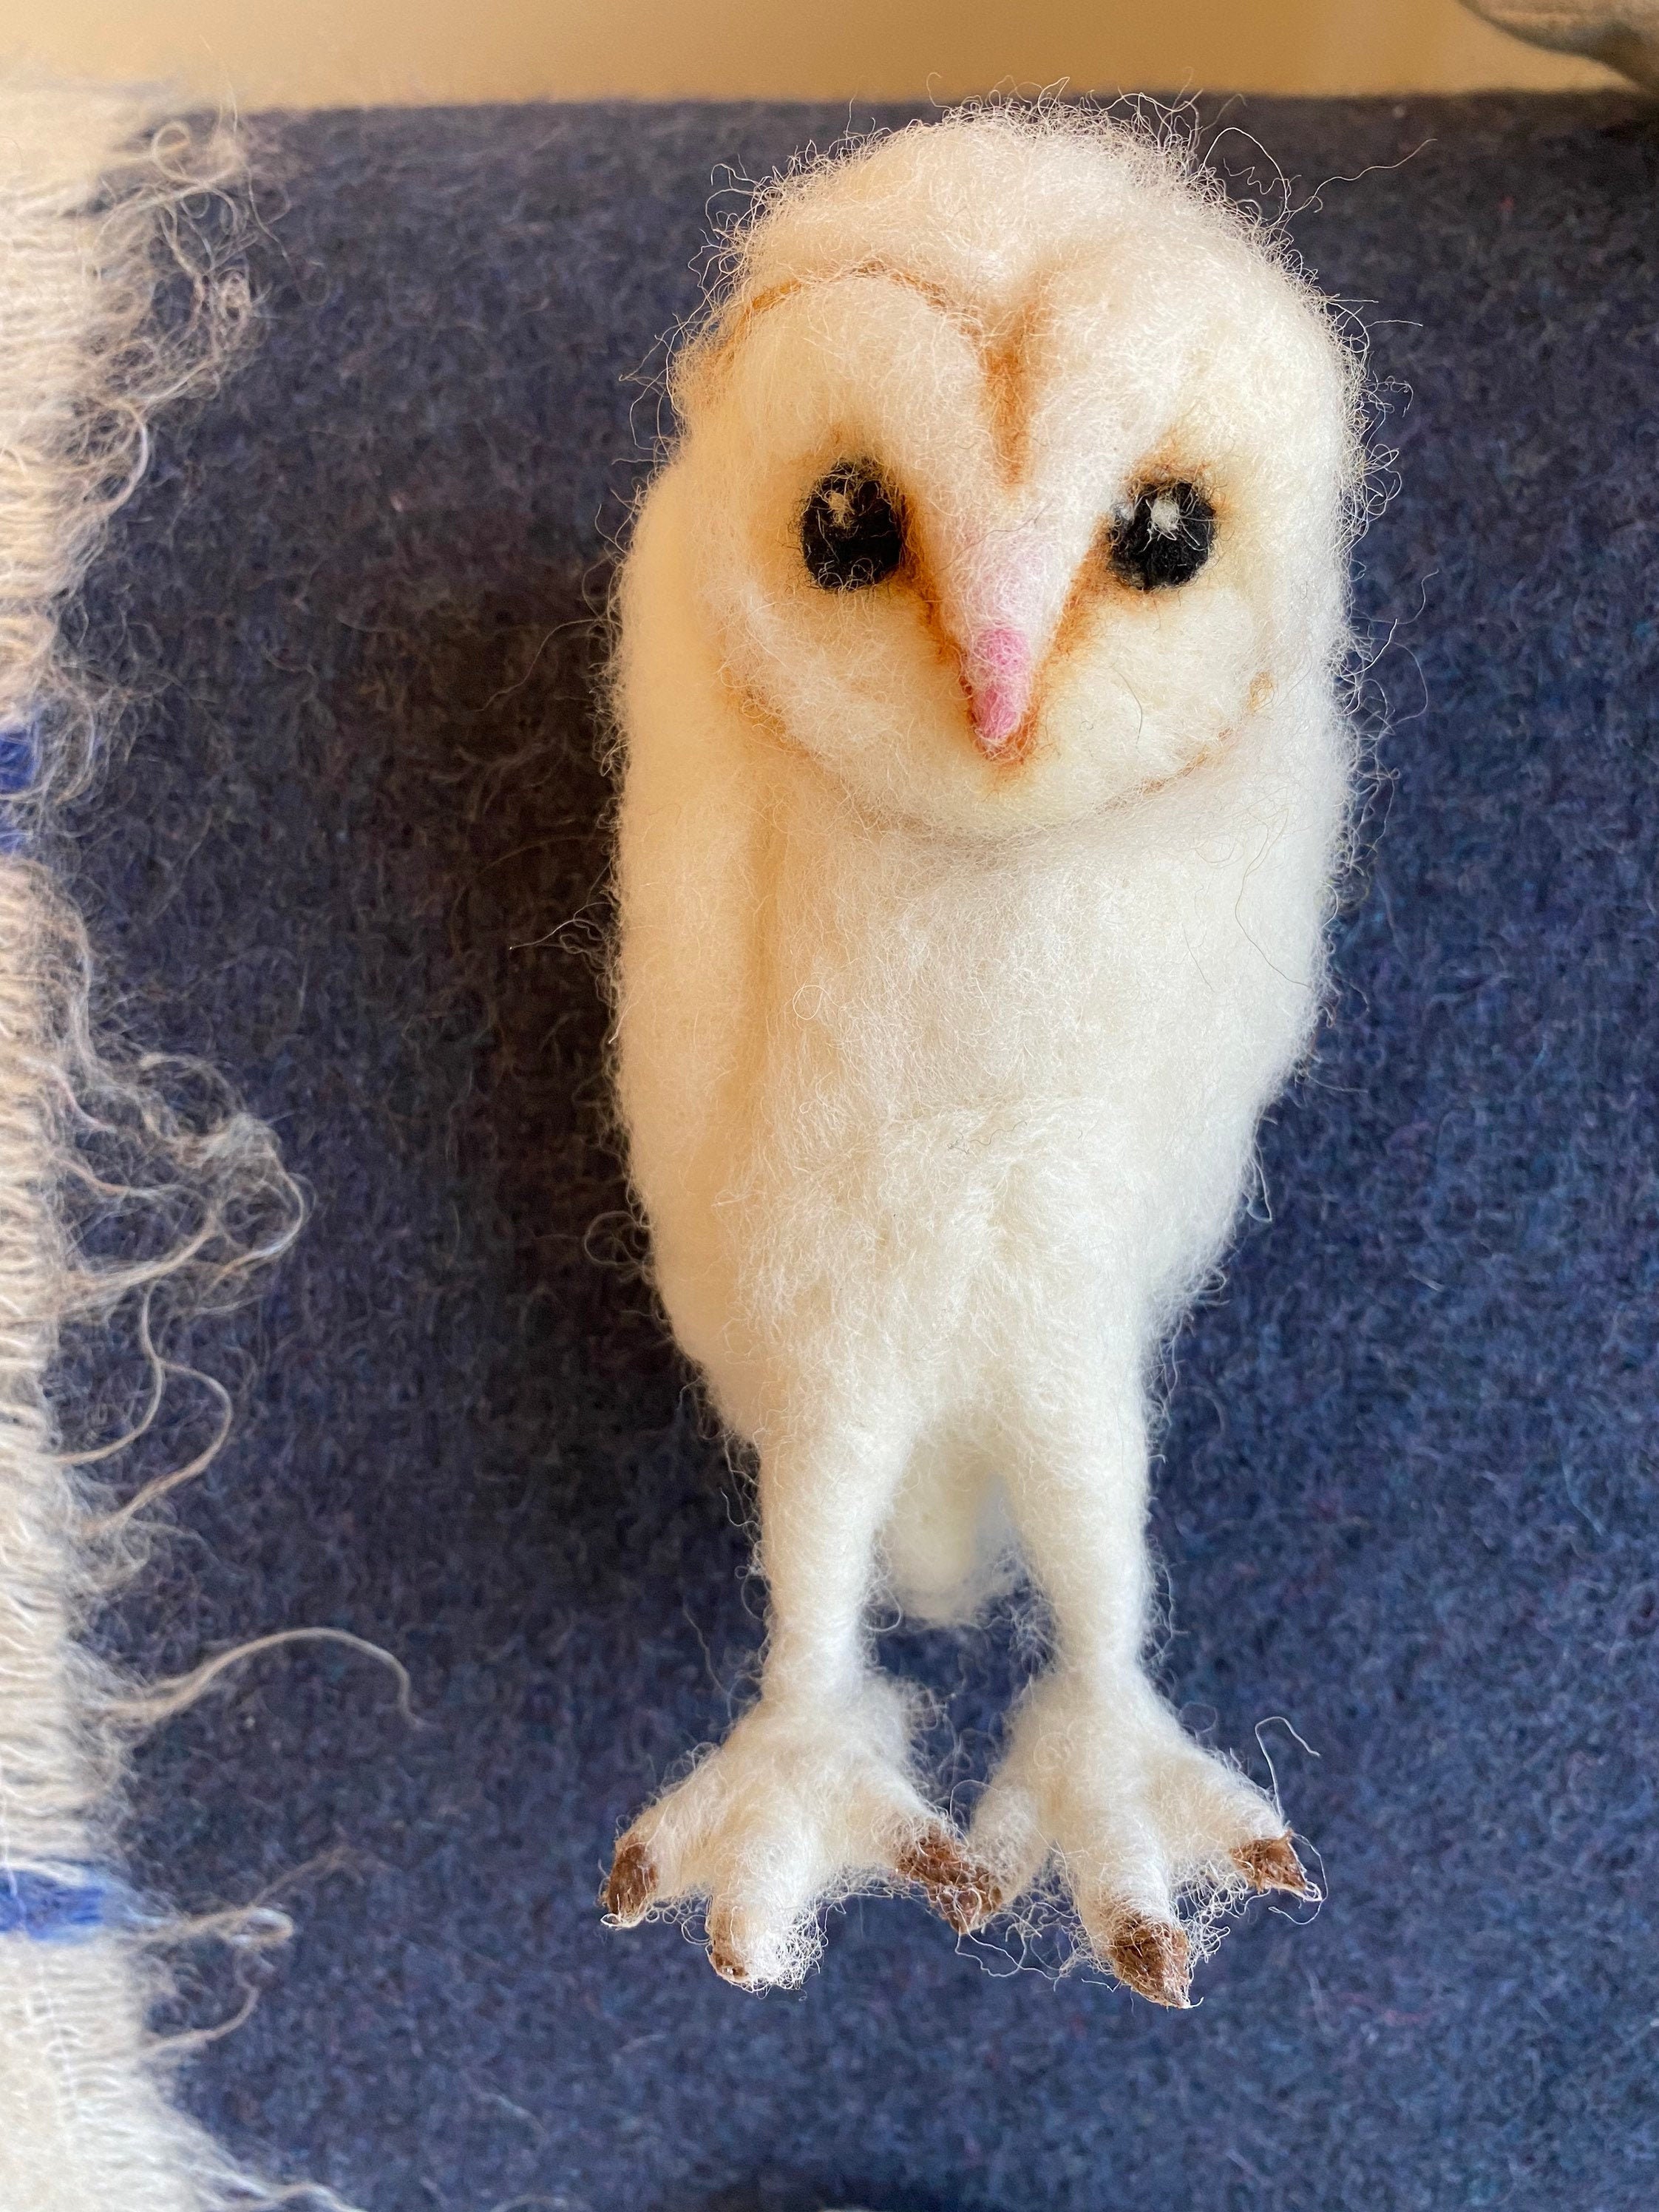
[801,463,906,591]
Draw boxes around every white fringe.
[0,78,328,2212]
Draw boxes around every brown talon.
[1233,1832,1317,1900]
[706,1924,753,1987]
[603,1836,657,1924]
[897,1827,1002,1935]
[1105,1912,1192,2008]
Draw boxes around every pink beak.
[966,625,1034,759]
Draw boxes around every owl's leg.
[968,1370,1314,2005]
[880,1424,1009,1624]
[603,1414,995,1989]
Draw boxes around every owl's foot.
[603,1675,994,1989]
[968,1669,1316,2004]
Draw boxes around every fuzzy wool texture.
[57,94,1659,2211]
[608,111,1359,1999]
[0,80,311,2212]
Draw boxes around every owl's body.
[619,478,1336,1577]
[606,111,1358,2001]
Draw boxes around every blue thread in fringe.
[0,1866,123,1941]
[0,722,38,852]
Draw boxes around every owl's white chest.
[615,710,1336,1430]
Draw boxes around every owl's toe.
[603,1835,657,1925]
[705,1910,759,1989]
[1103,1911,1192,2008]
[897,1826,1002,1934]
[1232,1832,1317,1899]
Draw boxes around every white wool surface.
[608,109,1363,2001]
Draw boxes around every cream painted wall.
[3,0,1618,108]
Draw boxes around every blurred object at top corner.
[1462,0,1659,89]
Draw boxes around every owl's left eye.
[1107,479,1215,591]
[801,463,906,591]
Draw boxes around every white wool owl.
[603,109,1360,2006]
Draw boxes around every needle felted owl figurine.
[603,108,1360,2005]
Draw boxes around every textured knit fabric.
[67,95,1659,2211]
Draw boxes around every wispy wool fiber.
[606,107,1365,2004]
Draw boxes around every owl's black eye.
[801,463,906,591]
[1107,480,1215,591]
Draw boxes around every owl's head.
[659,110,1363,838]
